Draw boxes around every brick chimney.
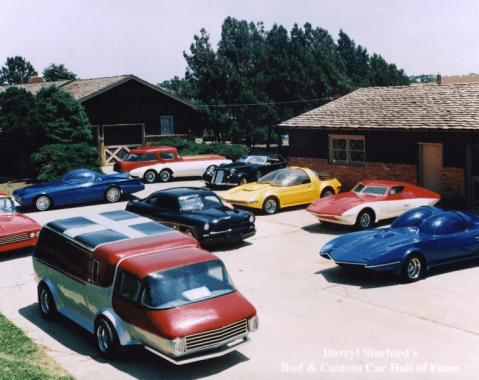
[26,76,44,84]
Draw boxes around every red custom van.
[33,210,258,364]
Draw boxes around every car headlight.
[204,223,210,231]
[248,316,259,332]
[174,338,186,354]
[249,215,255,223]
[229,168,237,175]
[29,232,36,239]
[36,231,40,237]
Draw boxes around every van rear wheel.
[38,283,57,320]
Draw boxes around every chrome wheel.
[95,318,119,357]
[401,254,424,283]
[106,188,120,203]
[239,178,248,185]
[35,196,51,211]
[38,284,57,320]
[407,258,422,279]
[184,228,194,237]
[255,171,262,180]
[144,170,157,183]
[359,213,370,228]
[159,170,171,182]
[356,210,374,229]
[40,289,50,314]
[97,324,111,353]
[263,197,278,214]
[321,189,334,197]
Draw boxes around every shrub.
[153,138,250,161]
[31,143,102,181]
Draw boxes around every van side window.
[92,261,100,283]
[119,272,141,301]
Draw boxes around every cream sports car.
[221,167,341,214]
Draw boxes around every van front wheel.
[95,318,120,358]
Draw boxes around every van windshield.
[141,260,235,309]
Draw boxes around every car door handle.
[308,185,312,188]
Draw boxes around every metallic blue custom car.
[13,169,145,211]
[126,187,256,245]
[320,206,479,282]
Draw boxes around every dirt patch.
[0,182,30,197]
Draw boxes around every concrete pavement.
[0,177,478,380]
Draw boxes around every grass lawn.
[0,313,75,380]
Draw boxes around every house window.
[161,116,174,135]
[329,135,365,165]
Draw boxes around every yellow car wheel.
[263,197,279,214]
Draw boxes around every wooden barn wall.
[287,129,469,168]
[81,80,197,136]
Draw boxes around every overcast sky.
[2,0,478,85]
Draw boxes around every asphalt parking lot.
[1,177,478,380]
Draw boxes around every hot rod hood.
[324,228,417,263]
[307,191,384,215]
[144,291,256,339]
[0,214,41,235]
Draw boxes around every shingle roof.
[278,83,479,131]
[0,75,196,109]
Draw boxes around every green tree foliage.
[31,143,102,181]
[0,56,38,84]
[156,136,250,161]
[0,87,39,150]
[169,19,411,145]
[32,86,92,147]
[42,63,77,82]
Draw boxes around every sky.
[2,0,478,85]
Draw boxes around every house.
[278,83,479,208]
[0,75,198,165]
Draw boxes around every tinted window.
[419,212,467,236]
[389,186,404,196]
[119,272,142,301]
[392,207,434,228]
[160,153,175,160]
[122,153,157,162]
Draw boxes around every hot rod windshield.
[237,155,267,165]
[62,171,96,184]
[0,197,16,214]
[141,260,235,310]
[353,184,388,196]
[258,169,308,187]
[178,194,223,211]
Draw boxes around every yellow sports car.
[221,167,341,214]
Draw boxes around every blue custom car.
[126,187,256,245]
[13,169,145,211]
[203,154,287,186]
[320,206,479,282]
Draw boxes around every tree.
[31,86,92,147]
[42,63,77,82]
[0,56,38,84]
[337,30,370,88]
[0,87,40,148]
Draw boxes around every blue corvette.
[13,169,145,211]
[320,206,479,282]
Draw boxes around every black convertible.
[203,154,287,186]
[126,188,256,245]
